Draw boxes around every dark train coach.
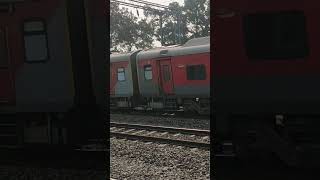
[0,0,106,148]
[214,0,320,166]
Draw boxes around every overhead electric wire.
[128,0,169,9]
[111,0,165,12]
[111,0,148,10]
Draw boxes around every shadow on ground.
[214,156,320,180]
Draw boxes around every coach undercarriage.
[217,114,320,167]
[111,96,210,115]
[0,108,104,150]
[110,97,131,109]
[0,113,67,148]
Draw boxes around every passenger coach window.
[144,65,152,80]
[243,11,309,59]
[0,28,8,66]
[23,20,49,62]
[117,67,125,81]
[187,65,206,80]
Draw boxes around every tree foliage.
[184,0,210,38]
[110,2,154,52]
[144,2,189,46]
[110,0,210,51]
[143,0,210,45]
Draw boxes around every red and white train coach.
[214,0,320,166]
[136,37,210,113]
[0,0,106,148]
[110,50,141,108]
[110,37,210,114]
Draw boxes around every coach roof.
[183,36,210,47]
[110,50,141,62]
[136,43,210,61]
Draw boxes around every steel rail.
[110,107,211,118]
[109,108,211,117]
[110,122,210,136]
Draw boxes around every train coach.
[110,50,141,108]
[110,36,210,114]
[0,0,106,148]
[214,0,320,166]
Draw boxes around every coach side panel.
[14,0,74,112]
[84,0,106,108]
[171,53,210,97]
[214,2,320,114]
[110,61,134,97]
[137,59,161,97]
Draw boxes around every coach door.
[0,26,13,104]
[159,59,174,95]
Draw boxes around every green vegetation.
[110,0,210,52]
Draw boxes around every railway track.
[110,109,210,120]
[110,122,210,150]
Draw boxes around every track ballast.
[110,122,210,150]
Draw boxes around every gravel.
[111,138,210,180]
[110,113,210,130]
[149,131,210,143]
[0,166,106,180]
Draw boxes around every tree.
[110,0,210,51]
[135,19,154,50]
[143,0,210,46]
[184,0,210,38]
[144,2,188,46]
[110,2,154,52]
